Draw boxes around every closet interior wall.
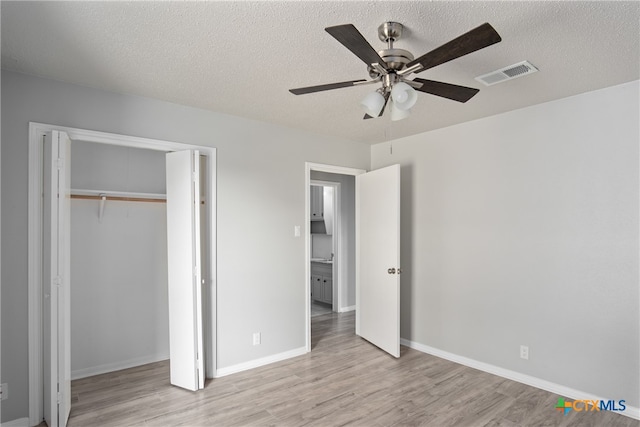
[69,141,169,379]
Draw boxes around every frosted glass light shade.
[390,100,410,121]
[391,82,417,111]
[360,91,386,117]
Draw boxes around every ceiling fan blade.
[406,23,501,73]
[363,92,390,119]
[325,24,387,68]
[412,78,479,103]
[289,79,367,95]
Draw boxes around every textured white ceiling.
[2,1,639,144]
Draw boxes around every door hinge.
[53,276,63,287]
[57,391,62,404]
[56,158,64,170]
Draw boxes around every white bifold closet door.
[43,130,72,427]
[166,150,205,391]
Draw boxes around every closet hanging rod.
[70,188,166,203]
[71,194,166,203]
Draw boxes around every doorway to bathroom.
[305,163,363,351]
[310,180,337,317]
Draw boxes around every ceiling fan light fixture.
[360,90,386,117]
[390,100,410,121]
[391,82,417,111]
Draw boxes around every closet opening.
[69,142,172,385]
[28,123,217,426]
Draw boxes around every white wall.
[310,171,356,308]
[372,81,639,408]
[71,141,166,194]
[0,70,370,422]
[70,142,169,379]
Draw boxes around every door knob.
[387,268,396,274]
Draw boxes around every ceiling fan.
[289,22,502,121]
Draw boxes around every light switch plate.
[294,225,301,237]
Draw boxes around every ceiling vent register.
[475,60,538,86]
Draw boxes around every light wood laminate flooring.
[311,301,333,317]
[64,311,637,426]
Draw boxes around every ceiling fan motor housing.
[379,48,414,72]
[368,47,414,78]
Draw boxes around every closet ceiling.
[1,1,638,144]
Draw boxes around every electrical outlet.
[1,383,8,401]
[520,345,529,360]
[253,332,261,346]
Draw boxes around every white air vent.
[475,61,538,86]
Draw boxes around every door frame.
[305,163,365,352]
[28,122,217,425]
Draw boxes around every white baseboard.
[339,305,355,313]
[1,417,29,427]
[215,346,307,378]
[400,338,639,421]
[71,352,169,380]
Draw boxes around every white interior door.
[166,150,204,391]
[356,164,401,358]
[43,130,72,426]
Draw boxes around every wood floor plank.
[61,311,638,427]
